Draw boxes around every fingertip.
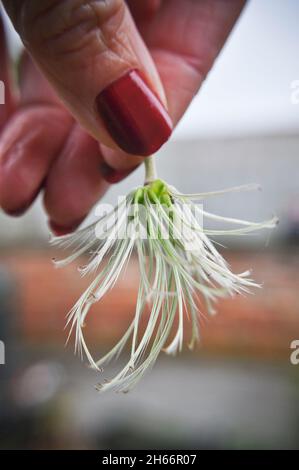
[1,184,42,216]
[0,105,72,217]
[44,125,108,228]
[100,161,137,184]
[95,69,172,156]
[48,218,85,236]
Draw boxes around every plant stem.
[144,155,157,184]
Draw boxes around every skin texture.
[0,0,245,233]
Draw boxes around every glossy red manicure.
[96,70,173,156]
[101,162,137,184]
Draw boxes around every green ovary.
[134,179,172,207]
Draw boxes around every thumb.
[3,0,172,156]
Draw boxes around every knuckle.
[20,0,125,58]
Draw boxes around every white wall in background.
[174,0,299,139]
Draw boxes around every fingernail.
[4,184,44,217]
[49,218,85,236]
[101,162,136,184]
[5,206,28,217]
[95,69,173,156]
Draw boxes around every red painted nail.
[5,207,28,217]
[95,70,173,156]
[101,162,136,184]
[49,218,85,236]
[4,183,44,217]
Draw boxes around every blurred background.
[1,0,299,450]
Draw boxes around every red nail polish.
[96,70,173,156]
[101,162,136,184]
[4,184,43,217]
[5,207,28,217]
[49,218,85,236]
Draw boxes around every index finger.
[138,0,246,124]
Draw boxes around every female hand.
[0,0,245,234]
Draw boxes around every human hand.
[0,0,245,234]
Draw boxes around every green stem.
[144,155,157,185]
